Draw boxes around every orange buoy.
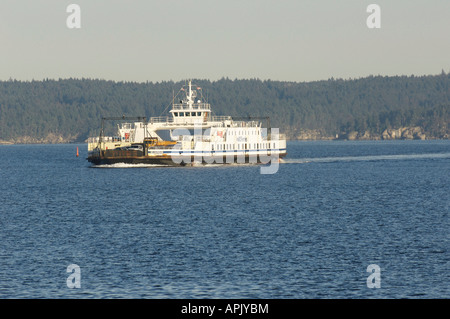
[76,147,79,157]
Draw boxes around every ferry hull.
[87,155,175,166]
[87,152,287,166]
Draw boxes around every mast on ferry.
[186,80,194,108]
[170,80,210,125]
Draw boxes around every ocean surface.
[0,140,448,299]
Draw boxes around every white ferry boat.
[87,81,287,166]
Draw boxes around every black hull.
[87,153,287,166]
[88,156,176,166]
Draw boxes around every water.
[0,140,448,299]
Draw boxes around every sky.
[0,0,449,83]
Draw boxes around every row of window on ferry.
[226,129,260,136]
[212,142,277,151]
[173,112,205,117]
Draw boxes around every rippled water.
[0,140,448,298]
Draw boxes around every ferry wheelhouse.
[87,81,287,166]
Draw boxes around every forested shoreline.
[0,72,448,143]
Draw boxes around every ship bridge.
[170,80,211,125]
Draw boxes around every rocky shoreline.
[286,126,448,141]
[337,127,429,141]
[0,133,79,145]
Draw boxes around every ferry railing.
[88,135,136,144]
[149,116,173,124]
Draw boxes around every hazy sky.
[0,0,448,82]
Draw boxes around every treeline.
[0,72,448,142]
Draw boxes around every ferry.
[87,81,287,167]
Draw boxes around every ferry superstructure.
[87,81,287,166]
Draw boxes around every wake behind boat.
[87,81,287,166]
